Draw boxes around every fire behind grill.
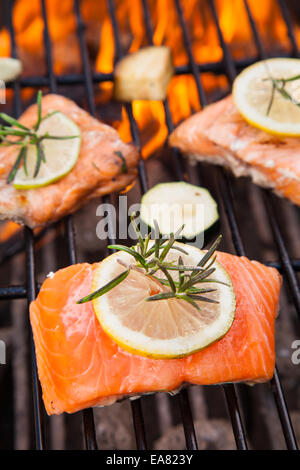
[0,0,299,450]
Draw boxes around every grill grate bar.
[40,0,98,450]
[5,0,46,450]
[5,0,21,116]
[0,286,27,300]
[9,49,300,90]
[207,0,298,449]
[41,0,56,93]
[174,0,207,107]
[73,0,115,450]
[208,0,236,83]
[176,390,198,450]
[243,0,267,59]
[263,194,300,318]
[271,367,298,449]
[140,0,198,449]
[277,0,300,57]
[172,0,248,450]
[0,58,256,89]
[74,0,96,116]
[0,0,299,451]
[130,399,148,450]
[76,0,149,450]
[0,254,299,301]
[0,254,298,302]
[240,4,300,320]
[272,368,298,449]
[106,0,153,450]
[25,227,46,450]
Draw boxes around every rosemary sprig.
[263,70,300,116]
[114,150,128,174]
[77,214,224,311]
[0,90,80,183]
[77,269,130,304]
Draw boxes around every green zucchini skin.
[140,182,220,242]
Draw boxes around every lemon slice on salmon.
[92,242,236,359]
[13,112,81,189]
[233,58,300,137]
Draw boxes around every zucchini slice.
[140,182,219,240]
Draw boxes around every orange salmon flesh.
[30,252,281,415]
[169,95,300,207]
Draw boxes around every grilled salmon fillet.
[30,252,281,415]
[169,95,300,207]
[0,94,140,228]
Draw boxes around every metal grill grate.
[1,0,300,450]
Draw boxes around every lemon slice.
[13,112,81,189]
[233,58,300,136]
[92,242,236,359]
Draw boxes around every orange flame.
[0,0,297,160]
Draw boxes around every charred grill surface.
[0,0,299,450]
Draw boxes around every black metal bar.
[216,170,246,256]
[1,0,298,452]
[141,0,183,180]
[5,0,46,450]
[130,399,147,450]
[222,385,247,450]
[267,260,300,272]
[263,193,300,319]
[241,1,300,322]
[0,253,297,304]
[243,0,267,59]
[207,0,298,449]
[106,0,149,449]
[41,0,56,93]
[25,227,45,450]
[176,390,198,450]
[40,0,98,450]
[172,0,248,450]
[0,232,299,275]
[140,0,198,450]
[174,0,207,106]
[65,215,78,265]
[0,48,280,90]
[7,49,300,90]
[0,285,27,299]
[5,0,21,116]
[208,0,237,83]
[131,0,197,449]
[277,0,300,57]
[271,368,298,449]
[74,0,96,116]
[82,408,98,451]
[67,0,107,450]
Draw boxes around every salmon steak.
[0,94,140,228]
[169,95,300,207]
[30,252,281,415]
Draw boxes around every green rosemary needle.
[77,214,224,311]
[0,90,80,184]
[263,72,300,115]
